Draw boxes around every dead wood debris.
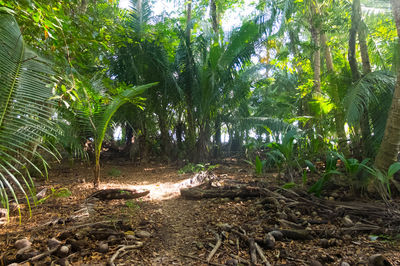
[87,188,149,201]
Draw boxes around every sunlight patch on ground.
[97,175,200,201]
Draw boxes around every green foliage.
[367,162,400,201]
[178,163,205,174]
[37,187,72,204]
[125,199,140,215]
[0,13,59,218]
[178,163,219,174]
[108,168,122,177]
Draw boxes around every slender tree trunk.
[310,1,321,94]
[359,22,372,74]
[374,0,400,171]
[349,0,372,158]
[94,149,100,188]
[184,1,197,161]
[210,0,218,33]
[213,114,221,158]
[321,32,349,154]
[348,0,361,81]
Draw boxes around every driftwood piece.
[88,189,149,201]
[207,231,222,263]
[180,186,266,200]
[109,242,143,266]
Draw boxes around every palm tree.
[61,77,155,188]
[0,11,58,215]
[374,0,400,171]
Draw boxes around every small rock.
[57,258,70,266]
[47,238,61,249]
[340,262,350,266]
[343,215,353,227]
[225,258,238,266]
[136,230,151,238]
[328,196,334,201]
[16,248,39,261]
[295,211,301,216]
[311,211,318,217]
[320,238,329,248]
[66,239,87,252]
[310,260,323,266]
[57,245,70,257]
[98,242,108,253]
[263,233,275,249]
[15,238,32,250]
[196,241,204,249]
[269,230,283,241]
[368,254,392,266]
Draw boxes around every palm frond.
[0,13,57,213]
[344,70,395,125]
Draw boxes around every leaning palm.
[0,11,58,217]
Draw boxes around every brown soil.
[0,159,400,265]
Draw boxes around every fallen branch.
[255,243,271,266]
[109,242,143,266]
[88,189,149,201]
[20,247,58,264]
[207,231,222,263]
[181,254,226,266]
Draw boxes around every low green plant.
[245,156,266,176]
[37,187,72,204]
[367,162,400,202]
[178,163,219,174]
[125,199,140,216]
[308,152,342,196]
[108,168,122,177]
[265,130,301,180]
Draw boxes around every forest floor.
[1,157,400,265]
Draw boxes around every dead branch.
[109,242,143,266]
[88,189,149,201]
[255,243,271,266]
[207,231,222,263]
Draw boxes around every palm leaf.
[0,13,57,214]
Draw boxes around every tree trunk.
[358,22,372,75]
[213,114,221,158]
[310,1,321,94]
[94,150,100,188]
[349,0,372,158]
[321,32,349,154]
[184,1,197,162]
[210,0,218,33]
[374,0,400,171]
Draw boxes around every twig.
[109,242,143,266]
[20,247,58,264]
[207,231,222,263]
[181,254,226,266]
[230,254,250,265]
[255,243,271,266]
[249,238,257,265]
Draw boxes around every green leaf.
[388,162,400,178]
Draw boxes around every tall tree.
[374,0,400,171]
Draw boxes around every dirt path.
[1,161,400,265]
